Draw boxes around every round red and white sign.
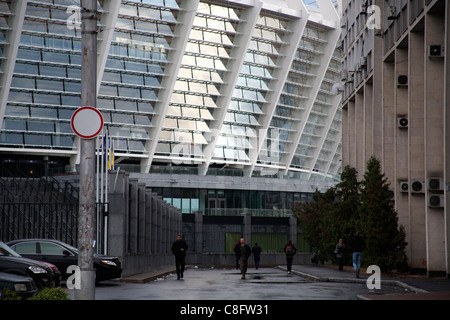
[71,106,104,139]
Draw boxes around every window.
[39,242,69,256]
[12,242,37,254]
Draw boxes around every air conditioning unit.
[399,181,409,193]
[428,45,444,58]
[427,194,445,208]
[427,178,445,191]
[411,180,425,193]
[360,3,367,15]
[397,116,408,128]
[360,57,367,68]
[397,75,408,87]
[375,29,384,37]
[387,6,397,20]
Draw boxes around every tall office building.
[0,1,342,218]
[340,0,449,276]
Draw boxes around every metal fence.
[0,174,79,247]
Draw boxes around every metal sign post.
[74,0,98,300]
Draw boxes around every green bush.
[1,288,23,300]
[28,287,70,300]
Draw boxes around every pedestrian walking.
[335,238,345,271]
[233,239,240,270]
[283,240,297,274]
[350,231,366,278]
[171,234,188,280]
[252,242,262,269]
[234,238,252,279]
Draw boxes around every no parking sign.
[71,106,104,139]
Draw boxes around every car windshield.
[0,242,22,257]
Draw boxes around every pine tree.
[293,188,336,262]
[358,156,407,271]
[331,165,361,264]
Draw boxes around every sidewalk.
[287,264,450,300]
[120,264,450,300]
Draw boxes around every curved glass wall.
[0,0,342,181]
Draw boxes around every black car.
[0,272,38,299]
[7,239,122,284]
[0,242,56,290]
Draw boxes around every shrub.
[1,288,23,300]
[28,287,70,300]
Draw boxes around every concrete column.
[128,179,138,253]
[444,0,450,278]
[151,193,158,254]
[355,90,364,180]
[348,99,356,169]
[288,214,297,245]
[138,182,146,253]
[424,10,446,276]
[364,82,373,162]
[408,29,427,272]
[342,104,349,166]
[382,60,395,183]
[145,188,152,254]
[156,196,163,253]
[194,211,203,254]
[242,213,251,246]
[107,170,128,259]
[394,47,409,231]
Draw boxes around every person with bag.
[283,240,297,274]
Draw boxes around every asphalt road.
[65,267,410,300]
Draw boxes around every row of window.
[155,187,314,214]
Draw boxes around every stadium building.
[0,0,345,263]
[0,0,342,215]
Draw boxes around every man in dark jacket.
[252,242,262,269]
[172,234,188,280]
[234,238,252,279]
[351,231,366,278]
[284,240,297,274]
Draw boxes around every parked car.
[0,242,57,289]
[0,272,38,298]
[41,261,61,287]
[7,239,122,283]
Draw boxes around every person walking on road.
[284,240,297,275]
[172,234,188,280]
[233,239,240,270]
[335,238,345,271]
[252,242,262,269]
[351,231,366,278]
[234,238,252,279]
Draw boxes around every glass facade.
[156,186,313,215]
[0,0,342,182]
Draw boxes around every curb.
[120,268,176,284]
[277,266,428,294]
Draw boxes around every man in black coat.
[172,234,188,280]
[234,238,252,279]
